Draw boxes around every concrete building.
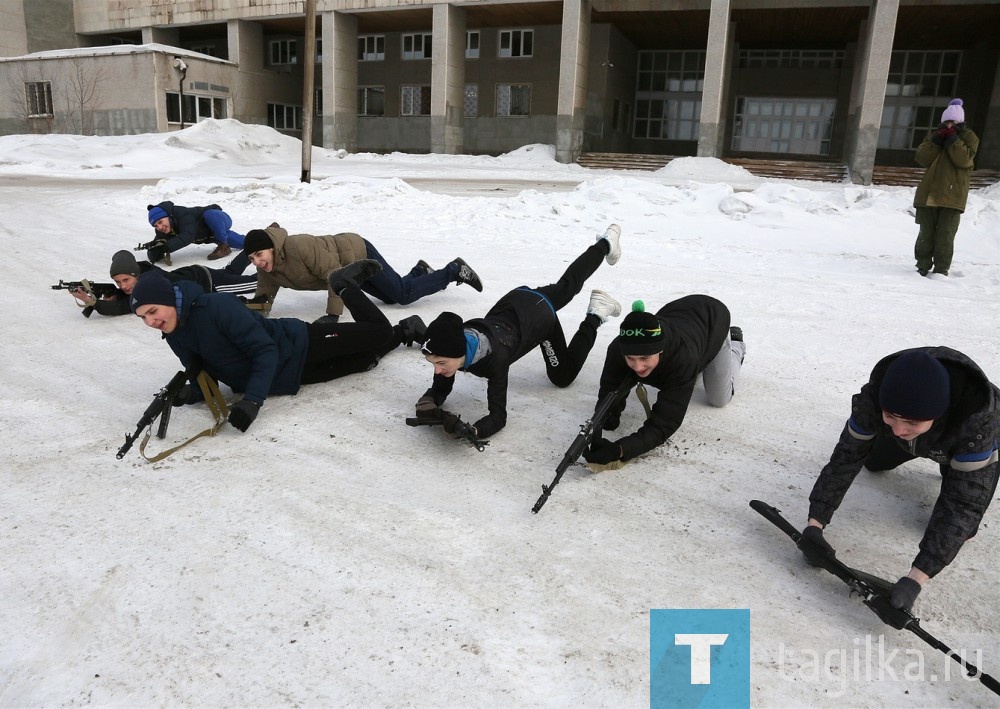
[0,0,997,183]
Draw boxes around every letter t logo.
[674,633,729,684]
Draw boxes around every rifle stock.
[532,377,634,514]
[116,369,193,459]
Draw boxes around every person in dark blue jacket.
[129,260,425,432]
[145,201,246,263]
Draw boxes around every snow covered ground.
[0,119,998,707]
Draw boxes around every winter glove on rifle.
[415,395,441,420]
[228,399,260,432]
[799,525,836,567]
[889,576,921,612]
[602,414,621,432]
[442,412,476,437]
[171,383,193,407]
[583,437,621,465]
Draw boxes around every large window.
[400,86,431,116]
[402,33,432,60]
[498,29,532,58]
[879,50,962,150]
[25,81,53,117]
[269,39,297,65]
[358,35,385,61]
[359,87,385,117]
[166,92,226,124]
[634,50,704,140]
[466,31,480,59]
[731,97,835,155]
[268,103,302,131]
[496,84,530,116]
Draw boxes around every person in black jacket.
[415,224,623,439]
[802,347,999,612]
[128,260,425,433]
[67,250,258,317]
[582,296,745,466]
[145,201,246,262]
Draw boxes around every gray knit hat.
[109,250,140,277]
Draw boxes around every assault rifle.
[135,238,171,266]
[405,410,489,452]
[52,279,123,317]
[116,369,192,460]
[532,377,634,514]
[750,499,1000,696]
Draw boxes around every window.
[634,97,701,140]
[400,85,431,116]
[267,103,302,131]
[879,50,962,150]
[498,29,532,58]
[464,84,478,117]
[269,39,297,65]
[466,31,480,59]
[166,92,226,124]
[738,49,844,69]
[731,97,835,155]
[634,50,705,140]
[359,87,385,117]
[496,84,530,116]
[25,81,53,117]
[402,33,432,60]
[358,35,385,61]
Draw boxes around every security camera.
[173,58,188,71]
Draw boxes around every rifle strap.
[138,371,231,462]
[635,382,653,419]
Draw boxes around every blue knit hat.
[130,271,176,312]
[879,351,950,421]
[148,205,169,226]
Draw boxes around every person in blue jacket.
[145,201,247,263]
[129,260,425,432]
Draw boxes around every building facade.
[0,0,997,183]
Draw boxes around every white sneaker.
[598,223,622,265]
[587,289,621,323]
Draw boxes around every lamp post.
[173,57,188,129]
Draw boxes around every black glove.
[415,395,441,419]
[799,525,836,567]
[583,437,621,465]
[228,399,260,432]
[602,415,621,431]
[442,412,461,434]
[889,576,921,612]
[171,383,192,407]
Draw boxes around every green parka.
[913,126,979,213]
[253,226,367,316]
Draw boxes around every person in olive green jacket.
[912,98,979,277]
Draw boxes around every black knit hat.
[617,301,665,355]
[243,229,274,255]
[109,250,140,277]
[422,312,466,358]
[879,351,950,421]
[130,271,176,312]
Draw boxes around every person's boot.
[208,243,232,260]
[146,240,169,265]
[730,326,743,342]
[586,289,622,323]
[397,315,427,347]
[414,260,435,276]
[598,223,622,265]
[327,259,383,293]
[451,258,483,292]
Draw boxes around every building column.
[846,0,899,185]
[142,26,179,47]
[697,0,733,158]
[976,53,1000,169]
[556,0,590,164]
[227,19,266,126]
[321,11,358,151]
[431,4,466,154]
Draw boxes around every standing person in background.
[912,98,979,277]
[145,201,247,263]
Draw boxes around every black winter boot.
[328,259,382,294]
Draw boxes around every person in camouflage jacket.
[804,346,999,612]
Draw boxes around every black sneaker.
[730,326,743,343]
[415,260,435,276]
[917,268,929,277]
[328,258,383,293]
[398,315,427,347]
[452,258,483,292]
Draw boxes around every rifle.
[750,500,1000,696]
[532,377,634,514]
[52,279,123,317]
[116,369,192,460]
[405,410,489,452]
[135,238,171,266]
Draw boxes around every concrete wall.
[0,1,29,58]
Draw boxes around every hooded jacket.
[252,225,367,316]
[594,294,731,460]
[162,280,310,405]
[808,346,1000,577]
[913,126,979,213]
